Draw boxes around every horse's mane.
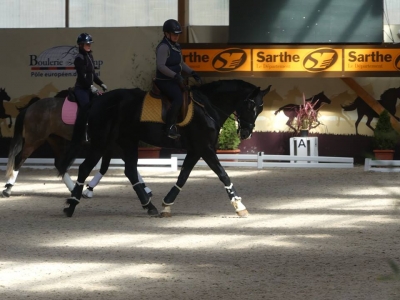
[198,80,256,94]
[191,86,220,125]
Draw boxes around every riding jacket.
[155,36,192,80]
[74,48,103,89]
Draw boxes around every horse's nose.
[240,129,251,140]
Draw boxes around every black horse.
[59,80,271,218]
[0,88,12,129]
[341,87,400,134]
[274,92,332,132]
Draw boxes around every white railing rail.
[172,152,353,169]
[0,157,178,172]
[364,158,400,172]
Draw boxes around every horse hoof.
[236,209,249,217]
[147,208,159,216]
[63,198,79,217]
[63,207,75,217]
[160,212,172,218]
[1,190,10,198]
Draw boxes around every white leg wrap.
[87,172,103,188]
[62,173,74,192]
[144,186,152,194]
[231,198,246,212]
[75,181,85,186]
[6,170,19,185]
[161,205,171,214]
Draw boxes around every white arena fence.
[364,158,400,172]
[171,152,354,169]
[0,152,354,172]
[0,158,178,172]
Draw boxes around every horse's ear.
[261,85,272,96]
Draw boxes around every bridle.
[235,96,263,134]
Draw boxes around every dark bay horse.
[274,92,332,132]
[3,91,150,198]
[59,80,271,218]
[341,87,400,134]
[0,88,12,130]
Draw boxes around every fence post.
[257,152,264,169]
[364,158,371,171]
[171,157,178,172]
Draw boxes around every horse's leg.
[3,138,45,197]
[81,155,108,199]
[2,170,19,197]
[202,150,248,217]
[63,148,103,217]
[286,116,297,132]
[365,116,375,132]
[121,145,158,216]
[160,152,200,218]
[6,114,12,128]
[354,113,363,135]
[47,136,74,192]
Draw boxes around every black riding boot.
[166,104,181,139]
[72,105,90,144]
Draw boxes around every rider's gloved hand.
[101,84,108,92]
[174,73,186,90]
[191,71,202,84]
[90,85,102,95]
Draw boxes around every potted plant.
[372,110,399,160]
[217,114,241,154]
[295,93,321,137]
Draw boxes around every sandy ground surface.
[0,166,399,300]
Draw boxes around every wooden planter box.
[138,147,161,159]
[373,150,394,160]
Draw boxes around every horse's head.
[0,88,11,102]
[306,92,332,106]
[236,85,271,139]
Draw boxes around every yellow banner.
[182,48,251,72]
[344,49,400,72]
[252,48,343,72]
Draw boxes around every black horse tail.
[17,96,40,112]
[274,108,282,115]
[6,108,27,178]
[341,101,358,111]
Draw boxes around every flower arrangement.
[295,93,321,133]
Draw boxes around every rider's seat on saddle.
[148,80,191,124]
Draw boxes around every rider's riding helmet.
[76,33,93,45]
[162,19,182,34]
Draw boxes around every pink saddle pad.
[61,97,78,125]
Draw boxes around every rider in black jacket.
[73,33,107,142]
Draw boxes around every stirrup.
[167,125,180,139]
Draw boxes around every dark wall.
[229,0,383,44]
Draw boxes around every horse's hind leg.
[202,150,248,217]
[160,151,200,218]
[6,114,12,128]
[3,138,45,197]
[63,149,103,217]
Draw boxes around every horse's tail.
[341,100,358,111]
[6,108,27,178]
[17,96,40,112]
[274,108,282,115]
